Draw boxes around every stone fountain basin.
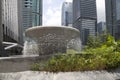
[25,26,80,55]
[25,26,80,40]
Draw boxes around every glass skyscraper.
[2,0,23,44]
[73,0,97,45]
[105,0,120,40]
[32,0,42,26]
[23,0,42,31]
[23,0,42,41]
[61,2,72,26]
[97,22,106,34]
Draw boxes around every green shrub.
[66,49,77,54]
[31,52,120,72]
[31,63,41,71]
[31,34,120,72]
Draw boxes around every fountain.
[0,26,81,72]
[24,26,81,55]
[0,26,120,80]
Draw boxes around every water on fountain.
[23,26,81,55]
[23,40,39,56]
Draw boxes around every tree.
[86,33,118,49]
[86,35,102,48]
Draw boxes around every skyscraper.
[73,0,97,45]
[105,0,120,40]
[32,0,42,26]
[22,0,42,41]
[2,0,23,44]
[97,22,106,35]
[0,0,4,56]
[23,0,42,32]
[22,0,32,31]
[2,0,42,44]
[61,2,72,26]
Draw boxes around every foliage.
[31,54,107,72]
[86,34,113,49]
[83,34,120,69]
[31,63,41,71]
[86,35,102,48]
[31,34,120,72]
[66,49,77,54]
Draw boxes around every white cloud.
[46,8,53,16]
[47,0,52,4]
[43,0,64,26]
[65,0,72,2]
[43,7,61,26]
[96,0,106,22]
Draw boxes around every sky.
[43,0,105,26]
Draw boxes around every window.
[25,2,28,4]
[25,5,28,7]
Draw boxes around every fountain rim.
[25,26,80,33]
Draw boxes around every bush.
[31,52,120,72]
[31,63,41,71]
[31,35,120,72]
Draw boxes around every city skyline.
[43,0,105,26]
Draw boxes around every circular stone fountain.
[25,26,81,55]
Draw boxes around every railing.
[3,42,23,50]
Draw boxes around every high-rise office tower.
[23,0,42,31]
[2,0,42,44]
[22,0,32,31]
[32,0,42,26]
[61,2,72,26]
[97,22,106,35]
[0,0,2,46]
[73,0,97,45]
[0,0,5,56]
[105,0,120,40]
[2,0,23,44]
[23,0,42,41]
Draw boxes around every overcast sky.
[43,0,105,26]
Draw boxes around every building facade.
[23,0,42,32]
[22,0,32,31]
[105,0,120,40]
[97,22,106,35]
[32,0,42,26]
[61,2,72,26]
[22,0,42,41]
[2,0,23,44]
[0,0,5,56]
[2,0,42,44]
[73,0,97,45]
